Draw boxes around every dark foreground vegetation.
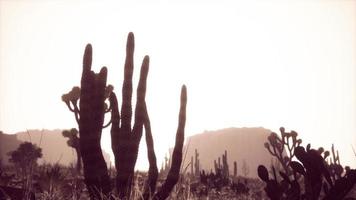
[1,33,355,199]
[258,128,356,200]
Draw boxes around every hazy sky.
[1,0,355,169]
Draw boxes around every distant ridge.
[0,129,111,166]
[0,132,21,165]
[181,127,274,178]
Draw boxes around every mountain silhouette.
[181,127,274,178]
[0,129,111,167]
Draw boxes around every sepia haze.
[0,1,355,169]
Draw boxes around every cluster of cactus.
[199,169,249,196]
[213,150,230,179]
[62,32,187,200]
[258,127,356,200]
[189,149,200,176]
[199,170,228,192]
[328,144,344,182]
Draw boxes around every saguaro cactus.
[71,32,187,200]
[108,32,150,198]
[194,149,200,176]
[79,44,112,198]
[222,150,229,178]
[149,85,187,200]
[214,160,218,174]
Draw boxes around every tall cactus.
[214,160,218,174]
[150,85,187,200]
[194,149,200,176]
[69,32,187,200]
[79,44,112,198]
[108,32,150,198]
[218,157,221,169]
[222,150,229,178]
[142,104,158,200]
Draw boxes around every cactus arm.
[109,92,120,170]
[121,32,134,134]
[132,56,149,142]
[153,85,187,200]
[143,104,158,200]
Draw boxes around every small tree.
[62,128,82,172]
[7,142,42,189]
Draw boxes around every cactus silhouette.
[151,86,186,200]
[222,150,229,178]
[258,127,356,200]
[68,32,187,199]
[78,43,112,198]
[194,149,200,176]
[108,32,149,198]
[62,128,82,172]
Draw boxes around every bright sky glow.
[0,0,355,169]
